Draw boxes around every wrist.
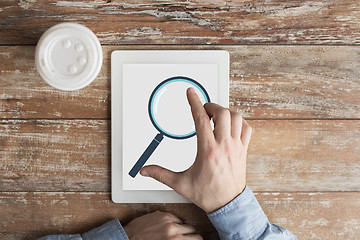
[123,224,132,238]
[202,185,246,213]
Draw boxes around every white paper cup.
[35,23,103,91]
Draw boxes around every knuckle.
[222,139,232,151]
[155,210,164,215]
[154,172,164,183]
[232,112,243,122]
[158,211,168,218]
[223,140,233,156]
[164,223,176,235]
[163,212,176,221]
[206,144,218,160]
[222,136,232,145]
[197,114,209,125]
[219,108,231,118]
[157,212,170,220]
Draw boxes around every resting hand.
[124,211,202,240]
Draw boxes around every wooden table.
[1,1,360,239]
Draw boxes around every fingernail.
[188,87,195,94]
[140,170,149,177]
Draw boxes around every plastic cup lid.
[35,23,103,91]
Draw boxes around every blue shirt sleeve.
[207,186,297,240]
[37,219,129,240]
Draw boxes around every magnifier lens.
[151,80,207,138]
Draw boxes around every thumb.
[140,165,178,189]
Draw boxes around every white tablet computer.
[111,50,229,203]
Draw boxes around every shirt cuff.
[82,219,129,240]
[207,186,268,240]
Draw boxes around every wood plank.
[0,191,359,240]
[1,45,359,119]
[1,0,360,45]
[1,119,359,192]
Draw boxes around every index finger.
[186,88,214,143]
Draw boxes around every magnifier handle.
[129,133,164,178]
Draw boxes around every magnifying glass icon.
[129,76,211,178]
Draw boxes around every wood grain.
[1,1,359,240]
[1,45,359,119]
[1,0,360,45]
[1,119,359,192]
[0,191,359,240]
[0,192,214,240]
